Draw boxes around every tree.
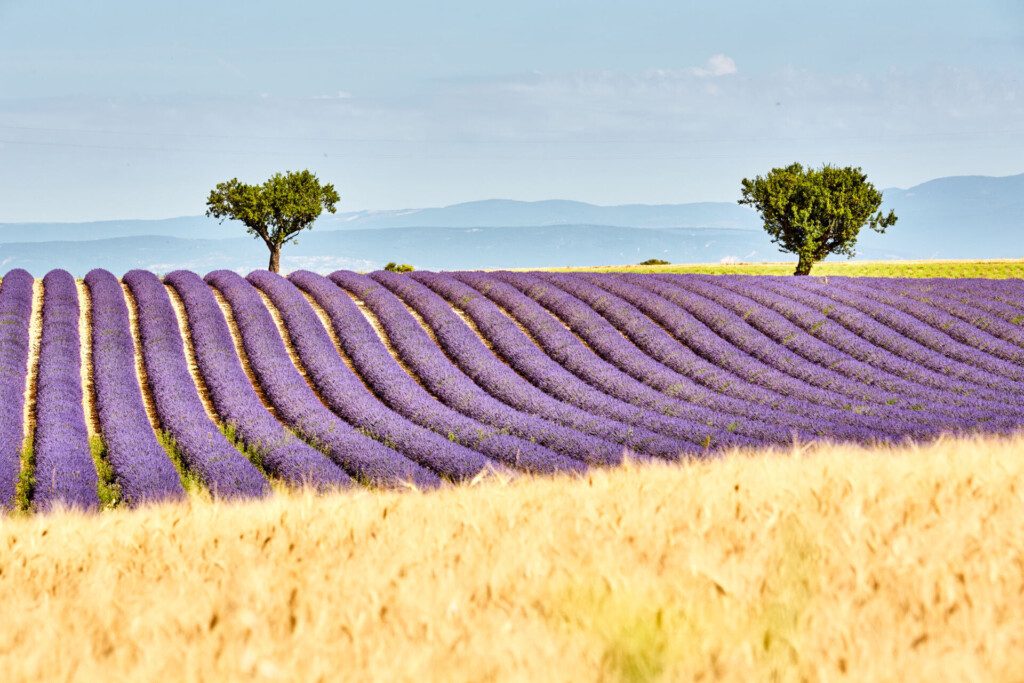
[738,163,896,275]
[206,170,340,273]
[383,262,414,272]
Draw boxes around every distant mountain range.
[327,199,762,231]
[0,172,1021,275]
[857,173,1024,259]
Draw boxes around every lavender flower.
[204,270,441,489]
[288,270,584,475]
[165,270,353,492]
[0,269,34,510]
[85,269,185,505]
[32,270,99,511]
[123,270,270,500]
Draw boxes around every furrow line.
[164,271,352,492]
[121,282,164,439]
[376,271,722,456]
[289,270,580,475]
[299,289,397,396]
[86,270,184,506]
[335,289,435,391]
[331,270,631,466]
[253,289,320,395]
[123,270,269,500]
[24,279,43,453]
[205,270,441,490]
[75,280,102,439]
[166,285,229,426]
[18,279,43,509]
[252,271,496,481]
[204,287,281,419]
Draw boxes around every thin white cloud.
[690,54,737,78]
[312,91,353,100]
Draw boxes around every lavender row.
[537,270,904,432]
[204,270,440,489]
[373,270,722,456]
[581,271,969,435]
[246,269,496,480]
[85,269,185,505]
[648,274,1020,434]
[328,271,631,466]
[730,276,1024,406]
[694,274,1024,418]
[0,270,33,510]
[606,273,930,436]
[32,270,98,511]
[412,271,767,449]
[783,276,1024,393]
[897,280,1024,350]
[552,270,866,425]
[165,271,353,491]
[483,271,909,441]
[839,278,1024,371]
[939,279,1024,315]
[857,277,1024,355]
[646,274,1007,429]
[453,271,839,443]
[123,270,270,500]
[288,271,583,474]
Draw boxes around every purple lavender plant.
[164,270,353,492]
[245,269,496,481]
[288,270,584,474]
[328,270,631,466]
[373,270,714,457]
[123,270,270,500]
[85,269,185,505]
[0,269,34,511]
[32,270,99,511]
[204,270,441,489]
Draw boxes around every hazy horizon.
[0,170,1019,225]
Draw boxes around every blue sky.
[1,0,1022,221]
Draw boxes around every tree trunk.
[794,254,814,276]
[268,245,281,273]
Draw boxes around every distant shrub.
[383,262,415,273]
[639,259,671,266]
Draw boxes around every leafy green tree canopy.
[383,262,415,273]
[738,163,896,275]
[206,170,339,273]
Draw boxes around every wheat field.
[2,433,1022,682]
[541,258,1024,278]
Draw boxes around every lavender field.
[2,268,1023,512]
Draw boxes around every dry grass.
[121,282,164,442]
[76,279,102,438]
[539,258,1024,278]
[2,434,1022,682]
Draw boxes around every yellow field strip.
[535,257,1024,278]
